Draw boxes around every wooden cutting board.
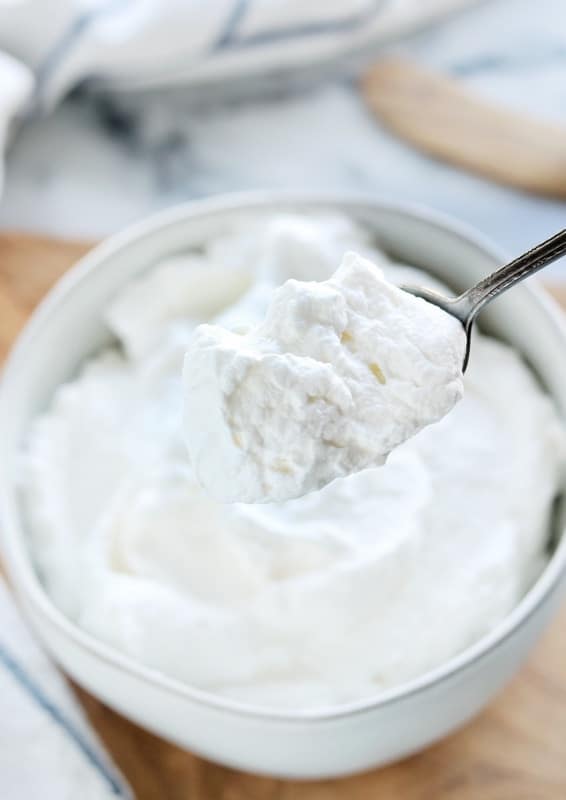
[2,232,566,800]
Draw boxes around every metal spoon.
[403,228,566,371]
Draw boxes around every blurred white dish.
[1,193,566,779]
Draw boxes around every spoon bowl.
[403,228,566,370]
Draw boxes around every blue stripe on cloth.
[214,0,251,48]
[215,0,389,50]
[0,640,125,796]
[33,0,133,110]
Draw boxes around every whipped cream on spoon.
[183,252,466,503]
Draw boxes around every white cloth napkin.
[0,1,481,796]
[0,579,130,798]
[0,1,479,102]
[0,0,483,198]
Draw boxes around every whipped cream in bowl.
[2,195,566,777]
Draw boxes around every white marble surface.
[2,0,566,278]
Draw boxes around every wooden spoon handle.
[362,59,566,199]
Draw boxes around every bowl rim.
[2,189,566,724]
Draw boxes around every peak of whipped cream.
[183,251,466,503]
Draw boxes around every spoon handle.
[462,228,566,320]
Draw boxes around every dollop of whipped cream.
[22,213,566,710]
[184,252,466,502]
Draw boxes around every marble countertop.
[2,0,566,278]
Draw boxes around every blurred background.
[1,0,566,277]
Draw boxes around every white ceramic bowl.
[1,193,566,779]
